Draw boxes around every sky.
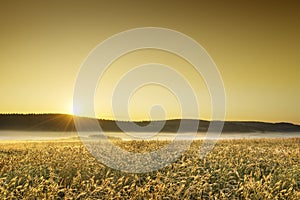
[0,0,299,124]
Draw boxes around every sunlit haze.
[0,0,299,124]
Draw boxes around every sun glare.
[67,102,74,115]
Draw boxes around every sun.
[66,102,74,115]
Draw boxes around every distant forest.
[0,114,300,133]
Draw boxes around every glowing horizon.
[0,0,299,124]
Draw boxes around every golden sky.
[0,0,299,124]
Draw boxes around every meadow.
[0,138,299,199]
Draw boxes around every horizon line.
[0,112,299,125]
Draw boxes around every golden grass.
[0,138,299,199]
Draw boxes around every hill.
[0,114,300,133]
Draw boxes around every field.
[0,138,299,199]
